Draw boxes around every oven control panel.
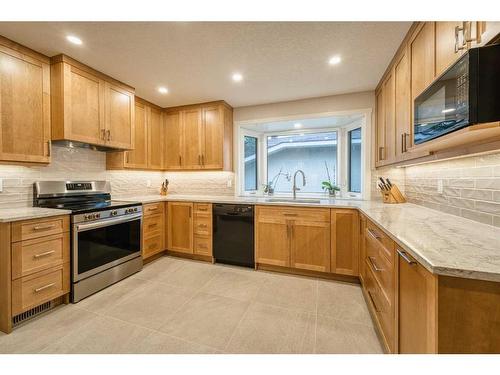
[73,205,143,224]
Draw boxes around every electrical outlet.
[437,179,443,194]
[146,179,152,188]
[227,179,232,188]
[0,178,3,192]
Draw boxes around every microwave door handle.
[75,213,142,232]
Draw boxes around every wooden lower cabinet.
[142,202,166,260]
[255,206,333,273]
[0,215,70,334]
[193,203,213,256]
[398,248,437,353]
[167,202,194,254]
[331,209,359,276]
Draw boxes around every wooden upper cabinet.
[0,38,51,163]
[394,48,411,157]
[167,202,193,254]
[382,73,395,163]
[375,89,385,165]
[202,105,223,169]
[331,209,359,276]
[435,22,466,77]
[104,82,134,149]
[164,101,233,171]
[124,101,148,169]
[148,107,164,169]
[51,55,135,150]
[410,22,435,100]
[164,111,183,169]
[398,248,438,353]
[182,108,203,169]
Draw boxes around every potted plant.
[321,161,340,197]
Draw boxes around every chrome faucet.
[292,170,306,199]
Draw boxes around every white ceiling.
[241,114,364,133]
[0,22,411,108]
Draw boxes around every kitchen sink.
[264,198,322,204]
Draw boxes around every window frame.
[347,127,362,194]
[243,135,259,192]
[236,111,370,199]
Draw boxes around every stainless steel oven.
[71,206,142,302]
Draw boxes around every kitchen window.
[238,113,368,198]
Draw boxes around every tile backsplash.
[374,151,500,227]
[0,146,235,208]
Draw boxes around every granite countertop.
[120,194,500,283]
[0,207,72,223]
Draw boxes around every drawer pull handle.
[148,243,158,249]
[198,207,208,211]
[198,244,207,249]
[283,213,298,217]
[34,283,56,293]
[397,249,416,265]
[148,207,159,211]
[368,256,384,272]
[33,250,56,259]
[367,291,380,312]
[198,224,207,228]
[367,228,381,240]
[33,224,56,231]
[148,223,158,228]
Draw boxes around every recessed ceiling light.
[66,35,82,45]
[232,73,243,82]
[294,123,302,129]
[158,87,169,94]
[328,55,342,65]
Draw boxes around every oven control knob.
[110,210,117,216]
[133,207,138,212]
[96,213,101,219]
[84,215,89,221]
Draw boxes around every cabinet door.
[164,112,183,169]
[394,48,411,157]
[331,209,359,276]
[202,105,223,169]
[148,107,164,169]
[359,215,367,284]
[0,46,51,163]
[124,101,148,168]
[435,21,466,77]
[182,108,203,169]
[59,64,105,146]
[375,89,385,165]
[290,219,330,273]
[255,209,289,267]
[410,22,435,100]
[104,82,134,149]
[398,248,438,354]
[383,73,395,163]
[167,202,193,253]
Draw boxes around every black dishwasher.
[213,204,254,268]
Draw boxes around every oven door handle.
[75,213,142,232]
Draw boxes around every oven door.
[72,213,142,282]
[414,53,470,145]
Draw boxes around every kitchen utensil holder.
[380,184,406,204]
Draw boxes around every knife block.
[380,184,406,204]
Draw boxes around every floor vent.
[12,301,53,327]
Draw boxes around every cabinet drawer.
[143,202,164,217]
[257,206,330,223]
[365,234,394,299]
[11,264,69,316]
[143,213,164,237]
[11,233,70,280]
[194,203,212,214]
[364,259,394,352]
[194,214,211,235]
[365,220,394,264]
[12,216,69,242]
[142,233,164,258]
[194,235,212,256]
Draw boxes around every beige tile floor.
[0,256,383,354]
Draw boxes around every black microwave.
[414,43,500,145]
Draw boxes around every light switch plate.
[146,179,152,188]
[437,179,443,194]
[0,178,3,192]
